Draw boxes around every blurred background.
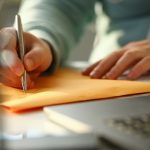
[0,0,96,62]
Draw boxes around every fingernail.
[26,59,34,71]
[105,72,115,79]
[1,50,25,76]
[128,73,134,80]
[102,75,107,79]
[105,73,111,79]
[1,50,15,67]
[90,71,97,78]
[15,67,24,76]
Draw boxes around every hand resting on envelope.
[0,27,52,89]
[83,40,150,80]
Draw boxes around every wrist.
[41,39,59,75]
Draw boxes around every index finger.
[0,50,24,76]
[106,50,141,79]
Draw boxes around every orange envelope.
[0,68,150,112]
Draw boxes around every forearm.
[19,0,96,72]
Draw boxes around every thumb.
[24,48,44,72]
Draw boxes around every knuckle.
[126,42,137,48]
[125,49,140,59]
[125,50,135,58]
[111,51,121,57]
[112,51,119,55]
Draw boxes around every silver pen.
[15,14,27,91]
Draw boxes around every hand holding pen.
[0,15,53,89]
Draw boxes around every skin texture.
[82,40,150,80]
[0,27,52,89]
[0,28,150,89]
